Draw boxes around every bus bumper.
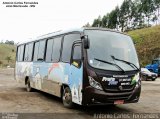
[82,85,141,105]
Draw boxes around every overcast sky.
[0,0,123,43]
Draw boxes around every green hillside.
[0,25,160,68]
[0,44,16,68]
[128,25,160,66]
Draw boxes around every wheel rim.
[63,89,72,104]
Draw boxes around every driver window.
[73,45,82,60]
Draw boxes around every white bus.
[15,28,141,108]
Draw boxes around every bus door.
[69,43,83,105]
[32,40,47,90]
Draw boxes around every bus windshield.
[85,30,140,71]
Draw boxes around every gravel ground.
[0,68,160,119]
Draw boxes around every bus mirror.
[83,36,90,49]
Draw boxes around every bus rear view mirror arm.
[81,35,90,49]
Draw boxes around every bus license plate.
[114,100,124,104]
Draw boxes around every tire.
[62,87,74,108]
[152,78,156,81]
[26,79,33,92]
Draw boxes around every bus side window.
[46,39,53,62]
[28,43,34,61]
[51,37,62,62]
[17,46,21,61]
[33,40,46,61]
[46,37,62,63]
[62,33,81,63]
[72,44,82,68]
[73,45,82,60]
[24,44,29,61]
[33,42,39,61]
[17,45,24,62]
[37,40,46,61]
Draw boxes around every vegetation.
[91,0,160,32]
[5,56,12,63]
[128,25,160,66]
[0,43,16,68]
[85,0,160,67]
[0,25,160,67]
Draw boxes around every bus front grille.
[104,85,135,93]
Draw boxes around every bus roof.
[17,27,128,46]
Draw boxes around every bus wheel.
[152,78,156,81]
[26,79,32,92]
[62,87,74,108]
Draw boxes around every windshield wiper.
[94,58,125,73]
[111,55,139,71]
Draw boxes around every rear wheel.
[62,87,74,108]
[26,79,33,92]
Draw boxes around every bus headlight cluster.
[131,73,141,87]
[133,73,141,87]
[88,76,103,90]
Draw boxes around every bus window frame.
[45,35,63,63]
[71,42,83,68]
[17,45,25,62]
[61,32,82,64]
[16,31,83,64]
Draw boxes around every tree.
[154,0,160,24]
[101,13,110,28]
[0,40,3,44]
[119,0,131,31]
[0,61,3,66]
[5,56,12,63]
[5,40,14,45]
[140,0,155,27]
[91,0,160,31]
[92,16,102,27]
[83,22,91,27]
[108,6,119,30]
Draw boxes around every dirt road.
[0,68,160,119]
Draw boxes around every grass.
[128,25,160,67]
[0,44,16,68]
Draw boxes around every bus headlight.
[88,76,103,90]
[132,73,141,87]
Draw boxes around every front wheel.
[62,87,74,108]
[152,78,156,81]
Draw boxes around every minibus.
[15,28,141,108]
